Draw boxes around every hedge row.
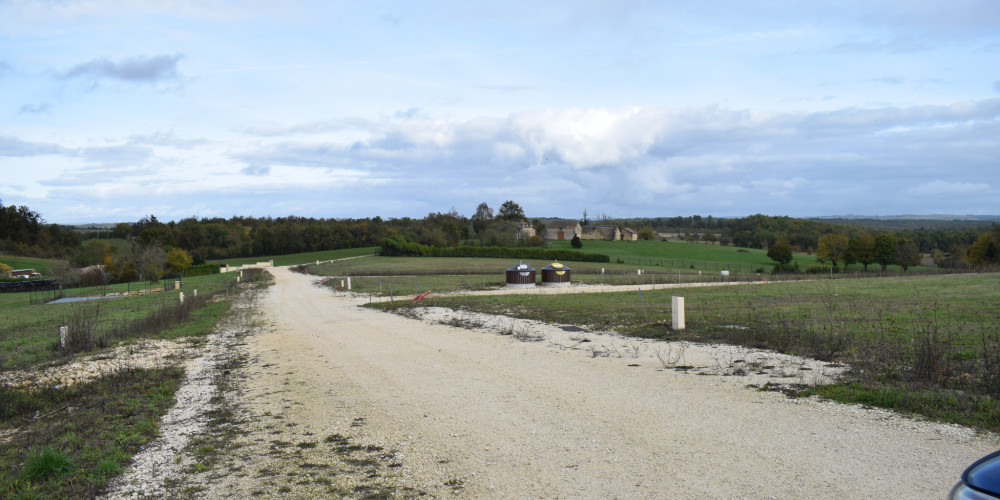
[184,264,221,277]
[379,237,610,263]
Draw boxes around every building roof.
[546,220,580,229]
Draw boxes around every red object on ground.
[411,290,432,303]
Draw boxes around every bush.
[805,265,837,274]
[771,262,800,273]
[378,236,609,263]
[184,264,220,277]
[570,235,582,248]
[21,447,75,480]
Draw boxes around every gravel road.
[199,267,997,498]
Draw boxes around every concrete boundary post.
[671,296,685,330]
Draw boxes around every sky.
[1,0,999,224]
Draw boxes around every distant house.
[621,227,638,241]
[545,220,582,240]
[10,268,42,278]
[580,225,622,241]
[499,221,536,240]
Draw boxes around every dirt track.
[208,267,997,498]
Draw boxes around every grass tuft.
[20,447,75,480]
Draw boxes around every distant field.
[0,272,243,370]
[546,239,806,266]
[547,239,928,273]
[208,247,378,267]
[0,254,66,276]
[420,273,999,345]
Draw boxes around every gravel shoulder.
[198,267,997,498]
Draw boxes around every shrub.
[184,264,220,277]
[21,447,75,480]
[805,265,837,274]
[378,237,609,263]
[570,235,582,248]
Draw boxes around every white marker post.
[179,292,185,304]
[671,296,685,330]
[347,277,352,290]
[59,326,68,348]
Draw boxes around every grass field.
[376,271,1000,431]
[0,254,66,276]
[0,268,269,499]
[548,239,817,268]
[0,271,244,371]
[208,246,377,267]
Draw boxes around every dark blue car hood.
[965,450,1000,496]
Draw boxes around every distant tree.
[704,233,718,245]
[894,239,921,271]
[129,243,165,282]
[496,200,525,221]
[570,235,582,248]
[874,234,897,271]
[106,254,137,283]
[0,262,11,278]
[767,240,793,265]
[849,232,876,270]
[815,233,849,268]
[638,227,656,240]
[77,239,114,267]
[112,222,132,239]
[471,202,493,235]
[582,209,589,226]
[164,248,194,276]
[967,226,1000,266]
[531,219,547,239]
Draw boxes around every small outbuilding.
[505,262,536,288]
[540,261,571,286]
[545,220,582,240]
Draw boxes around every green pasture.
[0,272,241,370]
[0,255,65,276]
[208,246,378,267]
[547,239,815,268]
[309,253,761,277]
[419,273,999,346]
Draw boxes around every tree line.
[3,199,998,278]
[0,200,82,258]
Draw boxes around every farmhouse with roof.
[545,220,582,240]
[500,220,536,240]
[580,225,621,241]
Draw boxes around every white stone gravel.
[99,291,258,500]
